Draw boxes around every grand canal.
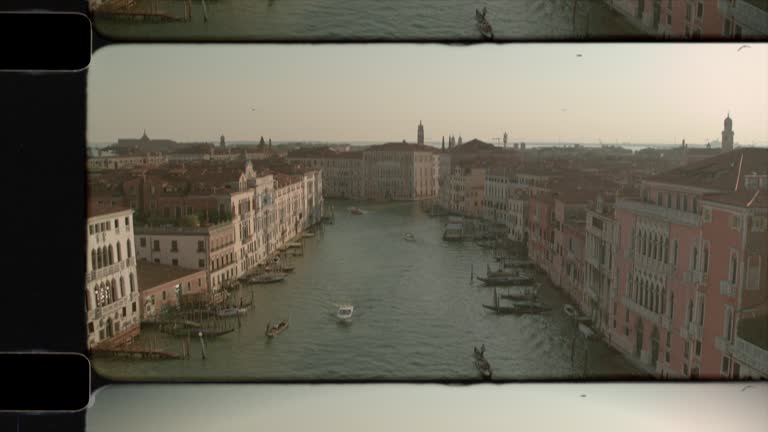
[94,0,644,41]
[93,200,644,381]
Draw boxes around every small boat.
[476,274,534,286]
[482,301,550,314]
[265,319,289,337]
[483,288,550,314]
[280,264,296,273]
[336,304,354,323]
[474,356,492,379]
[350,207,364,215]
[249,273,287,284]
[475,8,494,40]
[403,233,415,242]
[473,344,486,360]
[500,286,539,301]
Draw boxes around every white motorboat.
[336,304,354,323]
[403,233,415,241]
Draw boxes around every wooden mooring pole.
[199,331,207,360]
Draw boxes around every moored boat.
[249,273,287,284]
[476,274,534,286]
[265,319,289,337]
[499,286,539,301]
[403,233,415,242]
[350,207,364,215]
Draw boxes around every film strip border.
[0,353,90,412]
[0,12,91,71]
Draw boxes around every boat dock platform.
[92,346,181,360]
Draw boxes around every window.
[666,194,671,208]
[106,221,111,230]
[735,24,742,39]
[88,322,94,334]
[724,18,732,36]
[747,256,762,291]
[684,340,690,359]
[115,218,119,228]
[657,192,663,206]
[724,306,734,341]
[703,208,712,222]
[153,240,160,252]
[672,240,679,266]
[171,240,178,252]
[667,13,671,25]
[683,196,688,212]
[122,307,126,318]
[669,291,674,320]
[752,216,767,232]
[197,240,205,252]
[720,356,731,376]
[675,193,680,209]
[89,225,94,235]
[162,291,167,301]
[695,340,702,356]
[703,246,709,273]
[697,297,705,326]
[733,362,740,379]
[172,259,178,266]
[154,258,160,263]
[140,237,147,247]
[127,239,132,258]
[199,259,205,269]
[132,302,137,313]
[696,2,703,19]
[685,2,691,21]
[729,253,738,285]
[125,217,130,226]
[692,247,698,271]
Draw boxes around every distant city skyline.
[88,44,768,146]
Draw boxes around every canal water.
[94,200,644,381]
[94,0,644,41]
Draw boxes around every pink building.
[136,261,208,321]
[528,193,556,278]
[611,147,767,378]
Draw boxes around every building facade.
[85,204,141,349]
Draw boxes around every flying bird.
[576,54,583,57]
[741,385,754,392]
[737,45,750,52]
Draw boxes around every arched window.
[641,231,647,256]
[687,300,694,323]
[661,289,666,315]
[652,234,658,260]
[91,250,96,271]
[108,245,114,265]
[119,277,125,297]
[129,273,135,292]
[692,247,698,271]
[116,241,122,262]
[127,239,132,258]
[664,238,669,264]
[96,249,102,269]
[85,289,91,312]
[703,246,709,273]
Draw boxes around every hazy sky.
[87,43,767,145]
[87,384,768,432]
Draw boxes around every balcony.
[615,199,700,227]
[720,280,736,297]
[86,257,136,283]
[637,254,673,276]
[680,321,703,340]
[622,296,661,326]
[731,337,768,376]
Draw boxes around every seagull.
[737,45,751,52]
[741,385,754,392]
[576,54,583,57]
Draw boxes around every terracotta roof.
[449,139,495,152]
[87,200,131,218]
[703,188,768,208]
[137,261,205,292]
[367,142,438,152]
[649,148,768,191]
